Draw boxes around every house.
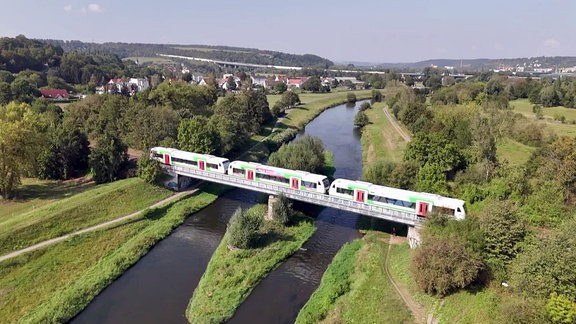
[128,78,150,92]
[251,75,268,87]
[286,77,308,88]
[40,88,69,100]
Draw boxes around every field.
[361,101,408,164]
[0,184,225,323]
[0,178,173,256]
[123,56,175,64]
[511,98,576,137]
[296,232,413,324]
[496,137,536,166]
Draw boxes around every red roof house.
[40,89,69,100]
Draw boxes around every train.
[150,147,466,220]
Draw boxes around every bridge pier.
[266,195,277,221]
[407,225,422,249]
[161,169,193,191]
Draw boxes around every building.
[40,88,69,100]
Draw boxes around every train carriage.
[150,147,229,174]
[228,160,329,193]
[330,178,466,219]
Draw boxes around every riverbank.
[296,231,413,323]
[0,91,371,323]
[185,204,316,323]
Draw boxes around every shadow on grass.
[257,229,296,248]
[10,181,96,203]
[356,215,409,237]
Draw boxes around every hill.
[40,39,334,68]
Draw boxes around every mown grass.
[297,231,412,323]
[388,242,502,323]
[0,178,173,256]
[361,102,407,164]
[496,138,536,166]
[0,183,227,324]
[186,204,316,324]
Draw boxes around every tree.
[362,160,396,185]
[274,82,288,94]
[89,133,128,184]
[36,126,90,180]
[268,135,326,174]
[0,82,12,105]
[371,89,383,102]
[411,237,484,296]
[510,216,576,301]
[404,132,465,173]
[137,154,161,184]
[0,102,43,199]
[301,76,322,92]
[547,292,576,324]
[227,207,263,249]
[178,116,221,154]
[354,111,369,128]
[273,194,293,225]
[281,90,300,107]
[226,75,237,91]
[347,92,357,103]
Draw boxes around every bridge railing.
[164,165,420,225]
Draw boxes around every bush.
[353,111,369,128]
[272,194,293,225]
[359,101,371,111]
[137,154,161,184]
[371,89,383,102]
[346,93,357,103]
[411,237,484,296]
[227,207,263,249]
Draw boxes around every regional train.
[150,147,466,220]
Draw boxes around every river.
[72,100,368,324]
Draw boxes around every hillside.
[40,39,334,68]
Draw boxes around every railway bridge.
[162,165,423,247]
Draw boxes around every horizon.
[1,0,574,63]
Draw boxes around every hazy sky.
[1,0,574,63]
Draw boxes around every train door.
[290,178,299,189]
[354,190,365,203]
[199,160,205,171]
[247,169,254,180]
[416,201,429,217]
[163,154,171,165]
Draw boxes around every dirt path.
[0,189,197,263]
[385,236,427,324]
[382,105,411,142]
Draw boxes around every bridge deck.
[163,165,423,226]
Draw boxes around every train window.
[232,168,245,175]
[172,157,197,166]
[256,172,289,184]
[207,163,218,169]
[302,180,316,188]
[336,187,353,196]
[153,152,163,159]
[457,207,462,212]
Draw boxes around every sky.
[1,0,574,63]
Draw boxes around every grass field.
[123,56,175,64]
[496,137,537,166]
[511,98,576,137]
[0,183,226,323]
[362,102,407,164]
[296,232,413,323]
[388,242,503,323]
[186,205,316,323]
[0,178,173,256]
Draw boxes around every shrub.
[227,207,263,249]
[346,93,357,103]
[272,194,293,225]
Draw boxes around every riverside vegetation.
[0,90,370,323]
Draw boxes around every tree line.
[370,74,576,323]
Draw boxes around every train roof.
[231,160,327,179]
[170,149,229,163]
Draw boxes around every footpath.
[0,189,197,263]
